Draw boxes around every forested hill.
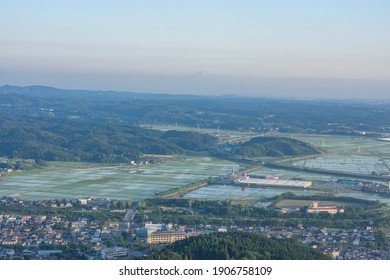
[237,136,320,158]
[146,232,330,260]
[0,114,214,162]
[2,85,390,136]
[160,130,216,151]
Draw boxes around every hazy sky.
[1,0,390,98]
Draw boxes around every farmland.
[290,135,390,175]
[183,134,390,204]
[2,134,390,203]
[275,199,368,208]
[184,184,390,205]
[184,184,322,200]
[0,157,241,200]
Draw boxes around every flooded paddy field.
[293,135,390,156]
[287,135,390,175]
[292,154,390,175]
[2,134,390,203]
[184,184,390,205]
[184,184,322,200]
[0,157,241,200]
[180,135,390,204]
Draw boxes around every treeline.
[0,114,215,162]
[109,199,132,209]
[236,136,320,158]
[0,159,46,170]
[156,179,209,197]
[146,232,330,260]
[273,192,383,209]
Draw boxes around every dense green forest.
[160,130,217,151]
[0,114,214,162]
[146,232,331,260]
[237,136,320,157]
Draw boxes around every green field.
[0,157,241,200]
[275,199,366,208]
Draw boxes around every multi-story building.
[136,227,187,244]
[307,201,344,214]
[147,231,187,244]
[101,247,128,260]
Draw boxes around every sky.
[1,0,390,99]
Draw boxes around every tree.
[106,238,114,247]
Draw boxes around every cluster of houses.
[0,211,388,259]
[0,194,388,260]
[0,214,66,248]
[0,213,123,259]
[302,226,385,260]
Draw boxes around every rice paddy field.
[290,135,390,175]
[184,184,322,200]
[246,136,390,189]
[184,135,390,204]
[292,154,390,175]
[184,184,390,205]
[2,134,390,203]
[0,157,241,200]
